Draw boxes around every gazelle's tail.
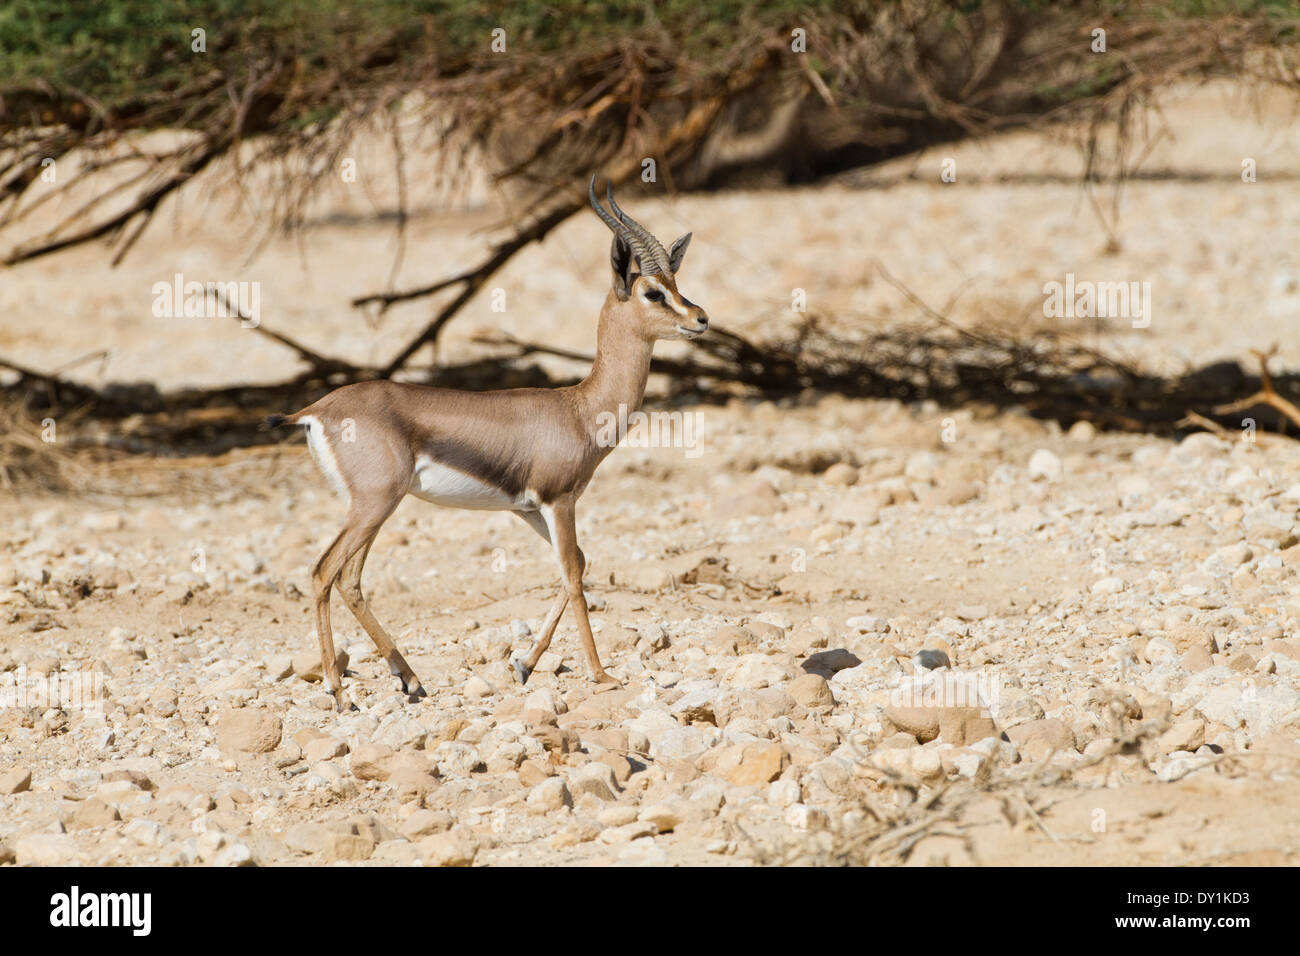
[264,412,304,429]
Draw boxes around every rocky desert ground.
[1,81,1299,866]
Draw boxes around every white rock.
[527,777,572,811]
[784,804,829,832]
[1028,449,1062,481]
[1142,637,1177,663]
[767,779,801,808]
[15,833,79,866]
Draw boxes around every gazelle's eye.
[644,289,664,303]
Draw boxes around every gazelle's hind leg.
[311,490,405,712]
[514,589,569,686]
[337,540,426,699]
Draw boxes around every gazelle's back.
[293,380,592,508]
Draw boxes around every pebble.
[638,803,684,833]
[1028,449,1062,481]
[821,462,859,486]
[788,673,835,708]
[916,649,951,670]
[215,709,283,754]
[420,828,477,867]
[0,768,32,795]
[15,833,79,866]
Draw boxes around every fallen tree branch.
[1212,346,1300,432]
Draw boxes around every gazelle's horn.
[589,175,655,270]
[606,183,671,276]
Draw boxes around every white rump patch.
[300,415,349,502]
[409,454,525,511]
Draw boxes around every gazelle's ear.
[610,234,634,300]
[667,233,692,274]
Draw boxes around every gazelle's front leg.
[542,500,618,686]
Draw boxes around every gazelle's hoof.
[401,675,427,698]
[334,690,358,713]
[592,670,621,689]
[513,658,533,685]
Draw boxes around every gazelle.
[268,177,708,711]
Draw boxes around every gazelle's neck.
[574,299,654,440]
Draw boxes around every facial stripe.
[642,277,690,317]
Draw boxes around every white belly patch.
[409,454,527,511]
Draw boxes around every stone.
[1143,637,1177,663]
[388,768,440,801]
[15,833,79,866]
[938,707,999,746]
[283,822,374,861]
[1216,543,1254,567]
[527,777,573,811]
[517,759,553,788]
[123,819,168,847]
[987,685,1045,729]
[1181,646,1214,672]
[884,706,940,742]
[917,649,951,670]
[598,821,656,845]
[371,713,428,750]
[215,709,282,754]
[0,767,32,795]
[742,688,797,720]
[822,462,859,486]
[292,649,349,683]
[705,626,758,655]
[486,741,527,773]
[767,779,802,808]
[266,655,294,680]
[911,748,944,783]
[784,804,829,832]
[1028,448,1062,481]
[1067,420,1097,441]
[597,806,639,828]
[1157,719,1206,754]
[670,687,719,724]
[69,797,120,830]
[399,810,455,838]
[302,737,348,762]
[349,743,397,781]
[723,654,795,689]
[789,673,835,708]
[213,843,254,867]
[420,828,477,867]
[802,648,861,679]
[639,803,684,833]
[723,741,787,787]
[1005,718,1076,761]
[569,763,619,802]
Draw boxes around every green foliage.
[5,0,1299,121]
[0,0,828,112]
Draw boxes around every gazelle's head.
[590,176,709,342]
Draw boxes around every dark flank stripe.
[424,435,529,498]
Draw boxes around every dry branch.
[1212,346,1300,432]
